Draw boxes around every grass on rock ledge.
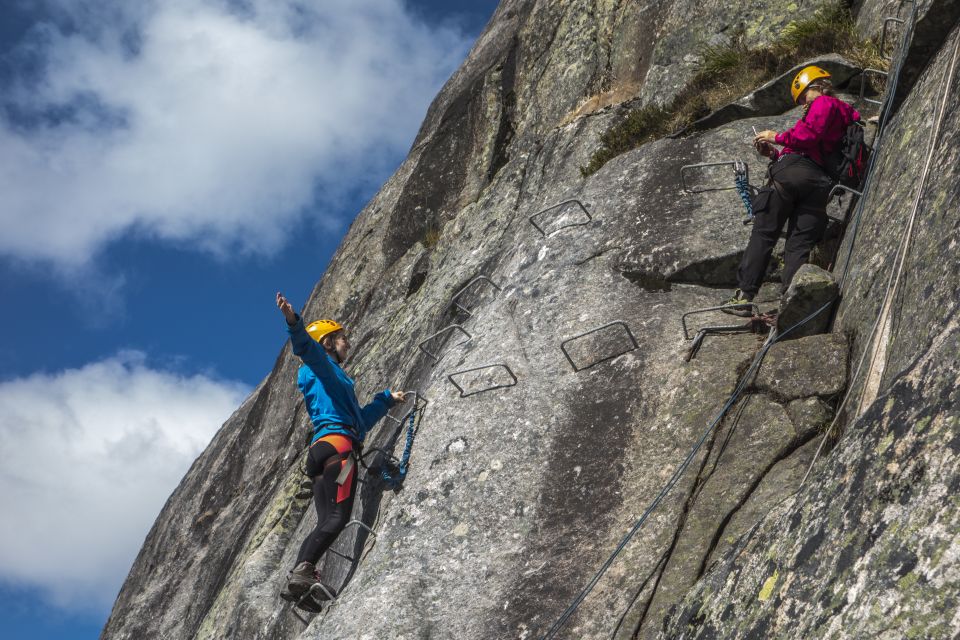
[581,1,888,176]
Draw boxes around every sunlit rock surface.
[102,2,960,639]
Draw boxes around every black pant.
[736,154,833,298]
[295,441,356,565]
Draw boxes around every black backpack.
[822,120,871,189]
[801,103,871,189]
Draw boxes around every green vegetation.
[423,225,442,249]
[581,2,887,176]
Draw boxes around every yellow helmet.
[306,319,344,343]
[791,65,831,103]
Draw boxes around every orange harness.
[312,433,355,503]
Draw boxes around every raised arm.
[276,291,298,325]
[276,292,334,373]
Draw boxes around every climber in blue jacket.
[276,292,406,608]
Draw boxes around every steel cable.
[540,4,933,636]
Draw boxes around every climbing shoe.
[720,290,755,317]
[286,561,319,596]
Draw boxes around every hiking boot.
[286,561,319,596]
[720,289,755,317]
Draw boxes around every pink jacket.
[773,95,860,165]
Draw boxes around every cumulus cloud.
[0,352,250,611]
[0,0,470,265]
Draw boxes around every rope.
[380,407,420,488]
[734,167,754,220]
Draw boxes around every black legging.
[295,441,356,565]
[737,153,834,298]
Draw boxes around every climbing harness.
[734,160,755,224]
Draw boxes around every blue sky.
[0,1,498,638]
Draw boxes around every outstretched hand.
[754,129,777,145]
[391,390,409,404]
[276,292,297,325]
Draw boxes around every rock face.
[661,8,960,639]
[689,55,861,133]
[777,264,839,339]
[101,2,960,640]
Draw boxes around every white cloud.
[0,0,470,265]
[0,352,250,611]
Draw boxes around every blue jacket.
[287,316,394,444]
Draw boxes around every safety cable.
[799,4,956,489]
[540,5,933,636]
[540,299,838,639]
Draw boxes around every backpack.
[801,100,871,189]
[822,120,871,189]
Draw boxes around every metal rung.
[680,160,750,193]
[343,519,377,537]
[418,325,472,363]
[291,608,313,624]
[859,68,889,106]
[359,446,396,466]
[529,199,592,237]
[881,17,906,60]
[829,184,863,200]
[681,304,760,340]
[326,548,359,562]
[323,520,377,564]
[560,321,639,372]
[290,581,336,622]
[686,325,755,362]
[309,582,336,601]
[447,363,518,397]
[450,276,502,316]
[384,392,429,425]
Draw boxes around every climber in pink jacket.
[766,90,860,165]
[723,65,860,315]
